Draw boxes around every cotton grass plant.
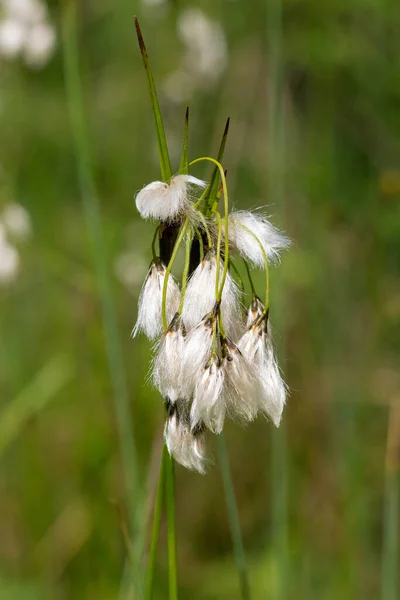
[132,17,290,599]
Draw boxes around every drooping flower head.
[135,174,206,223]
[132,259,180,340]
[239,307,287,427]
[164,399,207,473]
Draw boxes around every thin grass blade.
[178,106,189,175]
[61,3,142,595]
[134,16,172,183]
[217,435,251,600]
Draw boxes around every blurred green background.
[1,0,399,598]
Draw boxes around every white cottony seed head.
[152,314,186,402]
[164,404,207,473]
[181,250,243,339]
[222,339,259,423]
[246,296,264,328]
[135,174,206,223]
[238,317,287,426]
[132,260,180,340]
[227,210,290,267]
[180,312,215,398]
[190,355,225,434]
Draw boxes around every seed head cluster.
[133,173,290,473]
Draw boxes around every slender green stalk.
[266,0,289,595]
[151,226,160,258]
[193,226,204,261]
[61,2,142,593]
[189,157,229,298]
[243,260,256,297]
[229,260,245,294]
[203,118,230,213]
[179,107,189,175]
[134,17,171,182]
[215,212,222,298]
[381,404,400,600]
[165,454,178,600]
[195,210,212,248]
[161,219,190,330]
[217,435,251,600]
[145,446,167,600]
[179,228,193,312]
[381,470,399,600]
[237,224,270,312]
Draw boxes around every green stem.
[61,4,142,593]
[165,454,178,600]
[217,435,251,600]
[229,260,245,294]
[238,224,270,312]
[243,260,256,297]
[151,226,160,259]
[193,226,204,261]
[145,446,167,600]
[189,157,229,300]
[195,210,212,249]
[215,212,222,298]
[179,228,193,313]
[134,17,171,182]
[161,219,189,330]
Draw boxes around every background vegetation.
[1,0,399,598]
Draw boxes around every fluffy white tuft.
[180,312,215,398]
[132,260,180,340]
[135,174,206,223]
[181,250,243,339]
[222,339,260,423]
[245,296,264,328]
[190,355,225,434]
[164,404,207,473]
[226,210,290,267]
[152,314,186,402]
[238,317,287,426]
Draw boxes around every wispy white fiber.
[152,314,186,402]
[190,355,225,434]
[238,317,287,426]
[164,408,206,473]
[181,250,243,339]
[132,260,180,340]
[245,296,264,328]
[226,210,290,267]
[180,312,215,398]
[135,174,206,223]
[222,339,259,423]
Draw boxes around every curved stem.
[237,223,270,312]
[145,445,167,600]
[195,210,212,249]
[193,226,204,262]
[165,454,178,600]
[229,259,245,294]
[161,219,189,330]
[179,227,193,313]
[189,157,229,301]
[215,212,222,298]
[151,226,160,259]
[243,260,256,297]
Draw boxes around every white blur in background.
[0,202,32,286]
[163,8,228,103]
[0,0,56,68]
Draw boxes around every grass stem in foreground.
[61,2,142,594]
[166,455,178,600]
[145,445,167,600]
[217,435,251,600]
